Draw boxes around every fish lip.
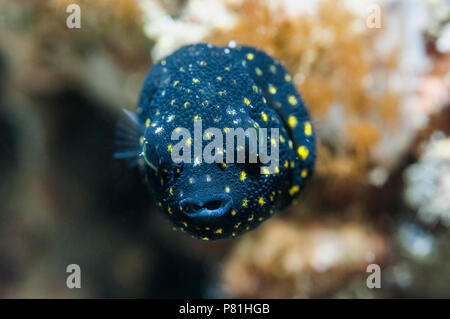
[180,194,233,218]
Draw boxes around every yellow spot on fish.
[231,210,237,216]
[183,221,188,227]
[194,115,201,121]
[242,199,248,207]
[255,67,263,76]
[240,171,247,181]
[280,135,285,143]
[221,162,227,169]
[186,138,192,146]
[248,214,254,221]
[288,115,298,128]
[168,207,172,215]
[161,60,166,66]
[225,67,231,71]
[258,217,263,221]
[215,228,223,234]
[262,167,270,175]
[274,166,280,174]
[262,97,267,103]
[270,65,276,74]
[246,53,254,60]
[289,185,300,196]
[301,169,308,178]
[217,76,222,81]
[243,97,251,106]
[202,237,209,241]
[171,99,176,106]
[169,187,173,195]
[193,78,200,84]
[173,80,179,87]
[288,95,298,106]
[261,112,268,122]
[232,232,236,237]
[234,222,241,228]
[206,175,212,182]
[179,67,185,72]
[184,102,190,108]
[285,74,292,82]
[304,122,312,136]
[140,136,144,145]
[297,146,309,160]
[225,186,230,193]
[200,61,206,66]
[288,140,293,149]
[258,197,265,206]
[268,85,277,95]
[168,144,173,152]
[145,118,151,127]
[284,160,289,168]
[252,85,258,93]
[157,201,162,207]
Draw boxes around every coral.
[139,0,238,60]
[404,133,450,227]
[221,219,389,298]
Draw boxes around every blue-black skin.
[117,43,315,240]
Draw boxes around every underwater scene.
[0,0,449,299]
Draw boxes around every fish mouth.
[180,194,233,219]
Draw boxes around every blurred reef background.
[0,0,449,298]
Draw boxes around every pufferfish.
[115,43,315,240]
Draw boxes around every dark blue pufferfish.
[115,43,315,240]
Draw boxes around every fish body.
[115,43,315,240]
